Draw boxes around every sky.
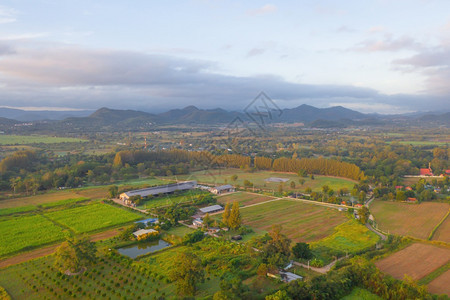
[0,0,449,114]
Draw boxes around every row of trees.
[222,201,241,229]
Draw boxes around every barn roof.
[199,204,223,213]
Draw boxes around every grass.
[341,287,382,300]
[419,262,450,285]
[44,203,143,233]
[39,197,90,209]
[0,205,36,216]
[0,135,87,145]
[239,199,348,242]
[370,200,450,240]
[311,219,379,255]
[0,214,66,257]
[174,169,356,192]
[217,191,276,207]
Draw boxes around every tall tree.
[229,201,241,229]
[54,235,96,273]
[169,252,204,296]
[222,202,231,227]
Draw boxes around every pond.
[117,240,171,259]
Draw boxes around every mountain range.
[0,105,448,130]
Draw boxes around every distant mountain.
[0,107,92,121]
[418,112,450,126]
[280,104,366,122]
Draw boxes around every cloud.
[394,47,450,94]
[247,4,277,16]
[336,26,355,33]
[0,6,16,24]
[0,42,447,113]
[368,26,386,33]
[353,35,421,52]
[246,48,266,57]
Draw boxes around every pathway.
[0,229,120,269]
[293,257,346,274]
[110,198,152,215]
[366,223,387,241]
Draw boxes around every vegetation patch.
[0,205,37,216]
[370,200,450,240]
[0,214,66,257]
[0,135,87,145]
[240,199,347,242]
[44,203,142,233]
[217,191,276,206]
[341,287,383,300]
[431,211,450,243]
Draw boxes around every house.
[199,204,224,214]
[354,204,363,208]
[231,235,242,241]
[446,170,450,175]
[405,186,413,191]
[192,218,203,227]
[119,181,197,201]
[279,271,303,283]
[420,164,433,176]
[210,185,235,195]
[406,197,417,202]
[135,218,158,226]
[132,229,158,238]
[395,185,404,190]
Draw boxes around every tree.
[396,190,406,201]
[357,206,370,224]
[231,174,238,182]
[290,181,296,189]
[55,235,96,273]
[292,242,312,259]
[203,213,212,228]
[169,252,204,296]
[228,201,241,229]
[108,185,118,198]
[263,225,292,267]
[222,202,231,227]
[265,290,292,300]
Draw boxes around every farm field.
[311,219,379,254]
[0,135,87,145]
[427,270,450,296]
[175,169,356,192]
[370,200,450,240]
[217,191,276,206]
[240,199,348,242]
[44,203,142,233]
[375,243,450,282]
[137,190,208,209]
[432,214,450,243]
[0,177,168,209]
[0,214,66,257]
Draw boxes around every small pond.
[117,240,171,259]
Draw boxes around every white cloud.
[353,35,421,52]
[0,6,17,24]
[247,4,277,16]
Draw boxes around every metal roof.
[122,181,196,198]
[199,204,223,213]
[212,185,234,191]
[132,229,157,237]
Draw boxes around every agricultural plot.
[342,287,382,300]
[217,191,276,206]
[0,135,87,145]
[137,190,209,209]
[427,270,450,296]
[44,203,142,233]
[432,215,450,243]
[0,254,174,299]
[375,243,450,281]
[370,201,450,240]
[0,190,82,209]
[311,219,379,254]
[176,169,356,192]
[240,199,347,242]
[0,215,66,257]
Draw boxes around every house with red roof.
[406,197,417,203]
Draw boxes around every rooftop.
[122,181,196,198]
[199,204,223,214]
[212,184,234,191]
[132,229,157,237]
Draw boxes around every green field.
[388,140,449,146]
[239,199,348,242]
[217,191,276,207]
[175,169,356,192]
[0,205,36,216]
[0,214,66,257]
[311,219,379,254]
[0,135,87,145]
[341,287,382,300]
[44,203,142,233]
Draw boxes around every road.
[293,257,346,274]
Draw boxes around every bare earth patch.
[432,215,450,243]
[375,243,450,281]
[428,269,450,296]
[217,192,275,207]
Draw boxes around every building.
[210,185,235,195]
[420,163,433,176]
[199,204,223,214]
[132,229,158,239]
[135,218,158,226]
[119,181,197,201]
[406,197,418,202]
[192,218,203,227]
[279,271,303,283]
